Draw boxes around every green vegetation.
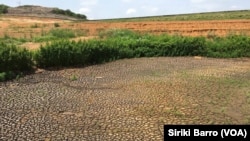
[70,75,78,81]
[34,29,250,68]
[1,29,250,81]
[33,29,78,42]
[0,4,87,20]
[98,10,250,22]
[0,42,34,81]
[0,4,9,14]
[206,34,250,58]
[0,35,28,46]
[30,23,39,28]
[54,23,60,27]
[0,28,87,45]
[52,8,87,20]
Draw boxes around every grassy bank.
[1,29,250,81]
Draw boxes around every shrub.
[0,42,34,81]
[0,4,9,14]
[31,23,39,28]
[34,30,250,68]
[35,40,92,67]
[33,29,76,42]
[205,35,250,58]
[51,8,87,20]
[0,42,34,72]
[54,23,60,27]
[0,72,6,81]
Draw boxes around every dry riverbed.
[1,57,250,140]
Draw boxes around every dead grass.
[1,16,250,39]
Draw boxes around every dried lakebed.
[1,57,250,140]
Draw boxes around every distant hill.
[97,10,250,22]
[0,4,87,20]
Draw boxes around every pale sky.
[0,0,249,19]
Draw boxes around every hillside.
[0,4,87,20]
[98,10,250,22]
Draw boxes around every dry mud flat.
[1,57,250,140]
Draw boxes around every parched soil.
[1,57,250,140]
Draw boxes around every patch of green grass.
[33,35,57,42]
[75,29,89,36]
[0,72,6,81]
[247,92,250,98]
[0,36,29,46]
[218,77,250,88]
[246,92,250,104]
[70,75,78,81]
[170,107,184,117]
[33,28,79,42]
[0,71,20,82]
[99,28,139,39]
[30,23,39,28]
[49,29,76,38]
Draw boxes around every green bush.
[0,36,28,46]
[34,29,250,68]
[34,39,121,67]
[54,23,60,27]
[33,29,76,42]
[31,23,39,28]
[0,43,34,72]
[0,4,9,14]
[35,40,88,67]
[51,8,87,20]
[206,35,250,58]
[0,72,6,81]
[0,42,34,81]
[0,71,17,82]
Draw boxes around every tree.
[51,8,87,20]
[0,4,9,14]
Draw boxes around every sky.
[0,0,250,20]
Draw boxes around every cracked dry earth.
[1,57,250,141]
